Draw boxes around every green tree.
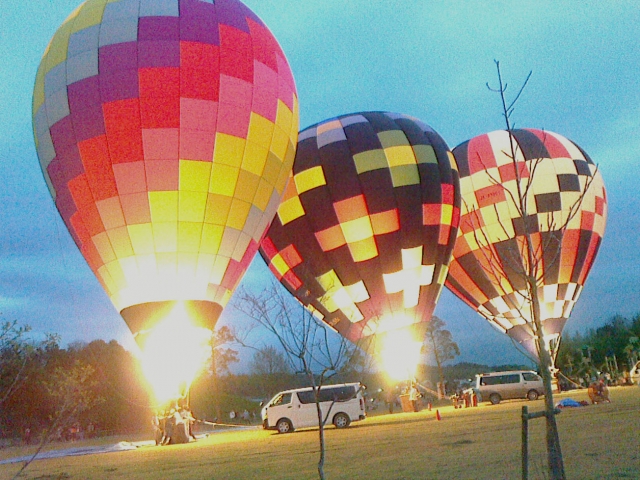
[1,321,60,440]
[0,321,58,407]
[210,326,239,377]
[421,316,460,396]
[11,359,104,480]
[75,339,151,433]
[558,313,640,379]
[192,326,239,421]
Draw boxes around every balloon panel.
[260,112,460,343]
[446,129,607,348]
[32,0,299,332]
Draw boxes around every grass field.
[1,387,638,479]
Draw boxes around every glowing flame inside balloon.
[379,329,422,381]
[139,303,212,405]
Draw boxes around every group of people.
[228,409,253,424]
[587,377,611,404]
[450,390,479,409]
[152,404,197,445]
[383,381,427,413]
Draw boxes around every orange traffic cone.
[435,409,441,421]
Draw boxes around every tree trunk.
[316,396,326,480]
[428,329,445,399]
[210,355,222,422]
[311,377,326,480]
[531,282,565,480]
[431,336,444,387]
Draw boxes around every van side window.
[503,374,520,384]
[522,372,540,382]
[481,374,520,385]
[318,386,355,403]
[481,376,501,385]
[297,391,315,404]
[296,386,356,404]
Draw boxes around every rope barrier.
[196,420,257,429]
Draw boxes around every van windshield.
[270,392,292,407]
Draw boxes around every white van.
[261,383,366,433]
[630,360,640,385]
[468,370,544,405]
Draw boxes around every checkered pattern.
[32,0,299,333]
[445,129,607,357]
[259,112,461,343]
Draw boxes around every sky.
[0,0,638,368]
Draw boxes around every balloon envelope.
[32,0,299,336]
[446,129,607,358]
[259,112,460,344]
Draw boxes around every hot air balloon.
[446,129,607,363]
[32,0,299,340]
[259,112,460,352]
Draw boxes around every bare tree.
[234,281,359,480]
[464,60,600,479]
[421,315,460,397]
[250,345,291,376]
[249,345,293,399]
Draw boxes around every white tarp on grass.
[0,441,152,465]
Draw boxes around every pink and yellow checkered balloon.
[32,0,299,336]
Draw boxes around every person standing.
[182,406,197,441]
[385,390,396,414]
[409,382,419,412]
[162,410,175,445]
[152,412,162,446]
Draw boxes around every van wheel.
[489,393,501,405]
[276,419,293,434]
[333,413,350,429]
[527,390,539,401]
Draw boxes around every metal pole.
[522,406,529,480]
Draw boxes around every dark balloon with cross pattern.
[32,0,299,339]
[259,112,461,343]
[445,129,607,360]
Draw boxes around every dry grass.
[1,387,638,480]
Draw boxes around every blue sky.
[0,0,638,366]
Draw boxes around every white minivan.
[261,383,366,433]
[630,360,640,385]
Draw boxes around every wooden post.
[522,406,529,480]
[522,407,562,480]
